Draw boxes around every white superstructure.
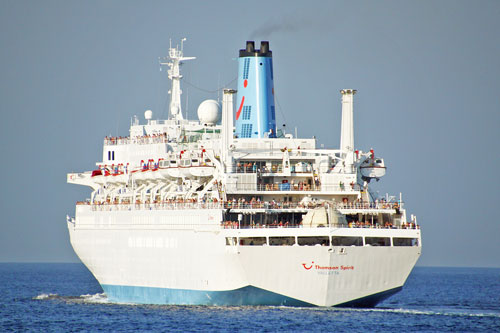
[67,40,421,307]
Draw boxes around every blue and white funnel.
[235,41,277,138]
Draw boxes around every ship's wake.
[33,294,500,319]
[33,293,110,304]
[330,306,500,319]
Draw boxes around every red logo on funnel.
[236,96,245,120]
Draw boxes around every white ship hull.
[68,206,421,307]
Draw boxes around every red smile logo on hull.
[302,262,314,270]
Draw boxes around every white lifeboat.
[178,150,193,177]
[166,159,183,178]
[360,158,386,178]
[190,155,215,177]
[158,159,172,179]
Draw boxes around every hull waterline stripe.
[101,284,402,307]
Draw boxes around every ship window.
[241,124,253,138]
[332,236,363,246]
[270,61,273,80]
[269,236,295,246]
[108,151,111,160]
[271,106,275,121]
[393,237,418,246]
[225,237,238,246]
[239,237,266,246]
[242,106,252,120]
[298,236,329,246]
[376,159,382,163]
[243,58,250,79]
[112,151,115,160]
[365,237,391,246]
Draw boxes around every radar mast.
[160,38,195,121]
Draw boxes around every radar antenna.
[159,38,196,121]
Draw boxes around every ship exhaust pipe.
[245,41,255,53]
[235,41,276,138]
[260,41,269,54]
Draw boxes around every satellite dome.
[197,100,220,125]
[144,110,153,120]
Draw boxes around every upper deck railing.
[220,221,418,230]
[73,201,416,230]
[227,183,362,192]
[233,164,312,174]
[77,200,401,212]
[104,134,168,146]
[74,199,417,230]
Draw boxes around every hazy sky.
[1,0,499,267]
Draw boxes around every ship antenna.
[159,37,196,122]
[181,37,186,52]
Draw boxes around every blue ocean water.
[0,264,499,332]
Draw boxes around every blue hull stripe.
[335,286,403,308]
[101,284,402,307]
[102,284,314,307]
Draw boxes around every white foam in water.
[33,293,500,318]
[333,307,500,319]
[33,293,58,300]
[80,293,110,304]
[33,292,111,304]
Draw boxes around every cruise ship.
[67,40,421,307]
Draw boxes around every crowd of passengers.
[104,133,168,145]
[80,197,400,210]
[220,220,418,229]
[235,162,312,174]
[259,181,315,191]
[347,220,418,229]
[222,220,301,229]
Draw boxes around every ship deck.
[74,200,418,230]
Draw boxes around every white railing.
[104,135,168,146]
[220,222,418,230]
[75,200,415,230]
[77,200,401,212]
[227,183,362,192]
